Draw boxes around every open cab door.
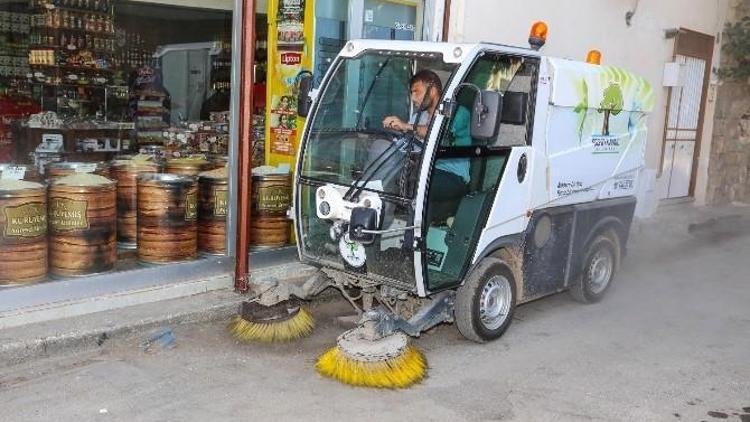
[414,49,540,295]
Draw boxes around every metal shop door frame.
[659,28,715,199]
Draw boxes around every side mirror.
[297,73,313,117]
[470,90,503,141]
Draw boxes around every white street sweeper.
[230,22,654,388]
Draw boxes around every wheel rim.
[588,247,613,294]
[479,275,512,331]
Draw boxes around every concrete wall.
[706,0,750,205]
[448,0,729,214]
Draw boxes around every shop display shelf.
[31,81,110,87]
[66,123,134,130]
[31,81,108,88]
[29,63,113,73]
[134,110,168,116]
[135,126,169,132]
[29,25,115,37]
[29,44,115,54]
[31,5,112,17]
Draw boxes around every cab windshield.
[300,50,457,198]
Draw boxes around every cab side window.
[442,54,537,148]
[494,58,537,147]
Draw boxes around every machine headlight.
[319,201,331,216]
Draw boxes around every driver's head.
[410,70,443,112]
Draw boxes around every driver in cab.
[382,69,472,225]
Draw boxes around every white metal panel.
[668,140,695,198]
[529,58,551,209]
[662,62,686,87]
[473,147,534,264]
[545,105,647,206]
[660,140,677,199]
[547,58,655,112]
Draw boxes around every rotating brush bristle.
[315,329,427,389]
[229,301,314,343]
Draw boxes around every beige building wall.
[448,0,729,213]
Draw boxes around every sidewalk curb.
[0,262,323,368]
[0,292,244,369]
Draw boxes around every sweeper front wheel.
[455,257,516,343]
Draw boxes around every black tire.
[569,230,621,303]
[455,257,517,343]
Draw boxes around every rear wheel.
[455,258,516,343]
[570,230,621,303]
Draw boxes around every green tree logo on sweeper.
[597,83,624,136]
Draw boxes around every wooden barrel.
[250,174,292,248]
[0,180,47,285]
[137,173,198,263]
[0,163,42,182]
[165,158,210,176]
[48,174,117,277]
[110,156,163,248]
[207,155,228,170]
[198,171,228,255]
[47,162,111,180]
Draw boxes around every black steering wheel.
[367,127,405,142]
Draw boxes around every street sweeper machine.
[230,24,655,388]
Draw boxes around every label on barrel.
[3,203,47,238]
[0,166,26,180]
[256,186,291,214]
[49,198,89,231]
[214,189,228,217]
[74,163,98,173]
[185,191,198,221]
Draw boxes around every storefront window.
[0,0,246,287]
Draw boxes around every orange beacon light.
[586,49,602,65]
[528,21,548,50]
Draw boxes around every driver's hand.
[382,116,411,132]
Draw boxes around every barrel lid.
[166,157,210,167]
[49,161,109,171]
[208,154,229,162]
[198,167,228,180]
[111,154,162,168]
[50,173,115,187]
[138,172,196,184]
[0,179,45,192]
[252,173,291,181]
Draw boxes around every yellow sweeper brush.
[315,328,427,388]
[229,300,314,343]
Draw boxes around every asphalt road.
[2,210,750,421]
